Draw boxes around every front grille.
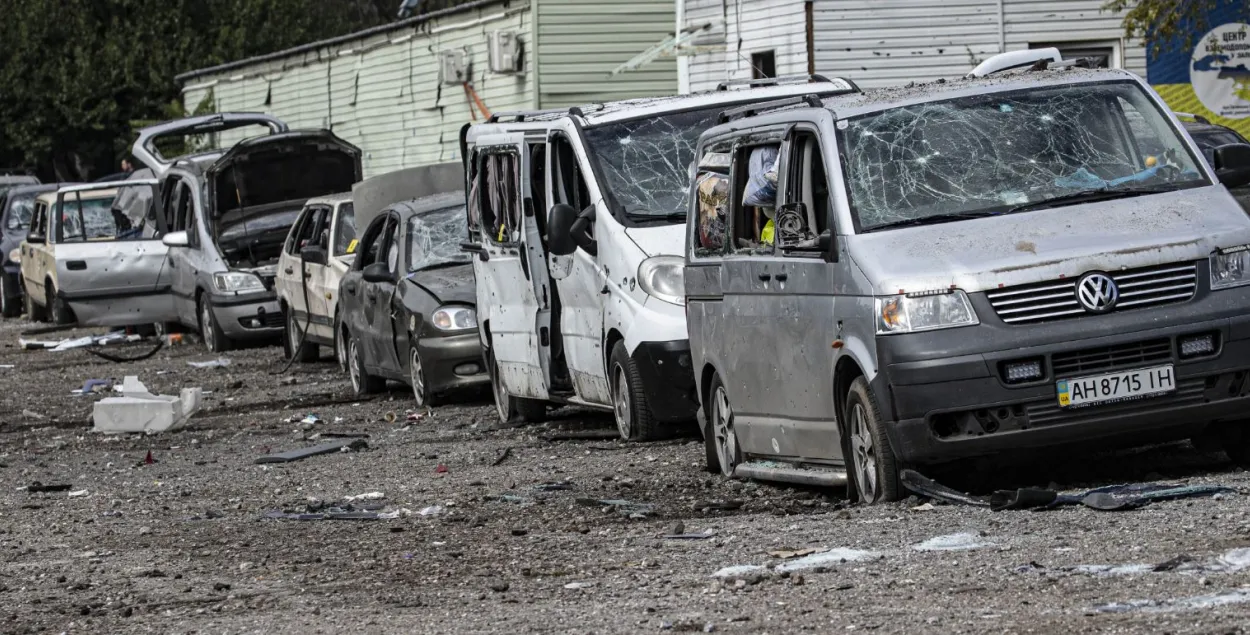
[262,312,284,328]
[1025,378,1206,425]
[986,262,1198,324]
[1051,338,1173,377]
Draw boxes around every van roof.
[307,192,354,207]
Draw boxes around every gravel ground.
[2,319,1250,634]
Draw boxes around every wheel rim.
[335,319,347,371]
[287,311,301,354]
[410,347,426,407]
[612,363,632,439]
[348,338,362,393]
[712,385,737,477]
[200,303,215,351]
[490,354,509,422]
[851,403,878,502]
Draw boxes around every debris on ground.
[540,429,620,442]
[664,530,716,540]
[418,505,444,516]
[434,464,449,473]
[92,376,203,434]
[253,439,368,464]
[575,498,655,518]
[768,548,821,560]
[344,492,385,502]
[21,409,45,420]
[74,379,113,396]
[68,490,90,498]
[775,548,881,572]
[188,358,232,369]
[25,483,72,493]
[901,470,990,507]
[1093,589,1250,614]
[693,500,744,511]
[913,532,995,552]
[492,447,513,466]
[903,469,1233,511]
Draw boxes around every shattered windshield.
[584,105,724,223]
[841,81,1207,232]
[6,194,35,230]
[407,206,470,272]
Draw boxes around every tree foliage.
[1102,0,1242,55]
[0,0,399,180]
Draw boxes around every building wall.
[534,0,678,106]
[181,2,533,178]
[685,0,1146,92]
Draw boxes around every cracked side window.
[472,152,521,244]
[840,81,1207,232]
[692,140,731,258]
[732,143,781,255]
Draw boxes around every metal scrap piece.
[253,439,367,464]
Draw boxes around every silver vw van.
[684,60,1250,503]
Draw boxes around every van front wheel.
[610,341,661,442]
[487,348,546,424]
[844,376,903,504]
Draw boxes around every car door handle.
[67,261,86,271]
[758,273,772,281]
[774,273,788,282]
[284,267,294,275]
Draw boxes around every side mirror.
[1214,143,1250,189]
[362,262,392,283]
[26,234,45,245]
[162,231,189,247]
[300,245,328,266]
[549,204,597,258]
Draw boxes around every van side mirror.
[300,245,328,266]
[162,231,189,247]
[549,204,597,257]
[362,262,392,283]
[1214,143,1250,189]
[26,233,45,245]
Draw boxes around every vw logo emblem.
[1076,272,1119,313]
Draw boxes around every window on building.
[1028,42,1115,68]
[751,50,777,79]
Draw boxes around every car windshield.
[6,194,35,230]
[407,206,470,272]
[584,105,727,223]
[333,202,356,256]
[59,195,121,241]
[841,81,1208,232]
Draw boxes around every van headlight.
[876,290,978,335]
[213,271,265,293]
[432,306,477,331]
[638,256,685,306]
[1211,246,1250,290]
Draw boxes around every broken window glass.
[585,105,726,223]
[5,194,35,230]
[59,194,129,242]
[407,206,471,272]
[334,203,356,256]
[841,81,1208,232]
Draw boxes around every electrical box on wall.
[439,49,469,85]
[488,30,522,74]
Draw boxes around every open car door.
[51,180,180,327]
[132,113,288,177]
[468,134,554,401]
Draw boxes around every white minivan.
[460,76,859,440]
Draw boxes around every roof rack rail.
[967,48,1062,78]
[1173,111,1211,124]
[57,178,159,194]
[716,74,859,93]
[486,107,569,123]
[717,94,826,125]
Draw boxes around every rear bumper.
[419,332,489,395]
[209,291,283,339]
[876,310,1250,464]
[631,339,699,424]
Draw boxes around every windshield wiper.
[410,260,468,274]
[867,211,997,232]
[625,211,687,223]
[1007,185,1181,214]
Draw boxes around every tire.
[1213,423,1250,466]
[198,297,231,353]
[409,344,437,408]
[705,373,740,476]
[47,285,72,325]
[24,284,46,322]
[334,310,348,374]
[347,332,385,396]
[610,341,661,441]
[844,376,903,504]
[0,275,20,318]
[284,307,319,363]
[487,347,546,424]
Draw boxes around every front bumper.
[419,332,490,395]
[631,339,699,423]
[876,288,1250,464]
[208,292,283,339]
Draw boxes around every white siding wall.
[181,3,533,178]
[685,0,807,93]
[684,0,1145,91]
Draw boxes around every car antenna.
[231,163,258,267]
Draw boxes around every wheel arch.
[603,327,625,377]
[833,355,866,437]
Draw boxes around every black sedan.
[337,192,488,406]
[1183,117,1250,211]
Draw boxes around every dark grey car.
[1184,119,1250,211]
[0,184,59,317]
[338,192,488,407]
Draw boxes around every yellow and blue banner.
[1148,1,1250,137]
